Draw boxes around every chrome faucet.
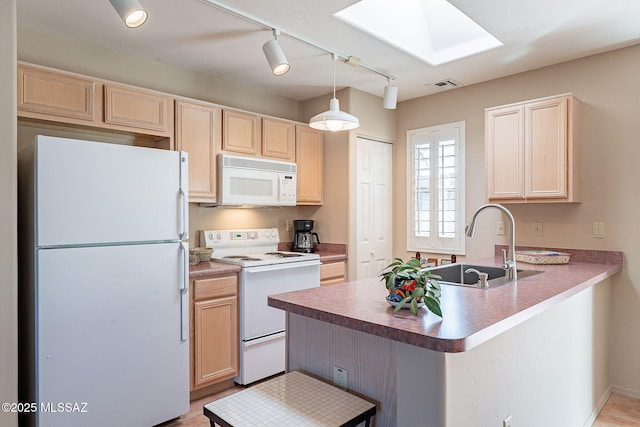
[466,204,518,281]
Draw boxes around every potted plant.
[380,257,442,317]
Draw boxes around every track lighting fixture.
[262,30,290,76]
[309,54,360,132]
[383,78,398,109]
[108,0,148,28]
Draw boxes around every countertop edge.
[269,258,622,353]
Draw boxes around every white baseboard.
[611,384,640,400]
[583,385,612,427]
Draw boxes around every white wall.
[397,44,640,397]
[0,1,18,426]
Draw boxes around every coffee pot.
[292,220,320,253]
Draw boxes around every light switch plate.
[533,222,543,237]
[333,366,348,388]
[496,221,505,236]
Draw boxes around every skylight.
[334,0,503,66]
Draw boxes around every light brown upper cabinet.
[262,118,295,162]
[295,125,323,205]
[17,62,173,143]
[175,100,221,203]
[104,84,171,137]
[221,109,261,156]
[17,63,99,125]
[485,94,581,203]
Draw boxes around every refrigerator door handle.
[178,186,187,240]
[178,151,188,241]
[180,242,189,341]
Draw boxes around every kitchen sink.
[425,263,543,289]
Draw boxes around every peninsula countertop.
[268,249,622,353]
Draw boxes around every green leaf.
[410,298,418,315]
[424,296,442,317]
[392,297,412,313]
[411,287,425,299]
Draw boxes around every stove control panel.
[201,228,280,250]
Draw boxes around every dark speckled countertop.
[189,242,346,278]
[268,248,622,353]
[189,260,241,278]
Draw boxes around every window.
[407,121,465,254]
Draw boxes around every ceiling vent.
[426,79,463,91]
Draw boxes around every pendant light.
[108,0,148,28]
[309,54,359,132]
[262,30,290,76]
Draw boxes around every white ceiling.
[16,0,640,103]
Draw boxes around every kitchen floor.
[163,389,640,426]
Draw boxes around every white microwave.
[213,154,297,207]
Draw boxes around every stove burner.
[223,255,262,261]
[264,252,302,258]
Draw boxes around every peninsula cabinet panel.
[191,274,239,390]
[104,84,171,136]
[17,64,97,123]
[262,118,295,162]
[295,125,323,205]
[175,100,221,203]
[222,109,261,156]
[485,94,581,203]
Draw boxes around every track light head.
[383,78,398,109]
[108,0,148,28]
[263,30,290,76]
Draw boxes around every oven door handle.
[244,259,320,274]
[243,331,286,348]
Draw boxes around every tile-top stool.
[203,371,377,426]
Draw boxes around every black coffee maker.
[292,220,320,253]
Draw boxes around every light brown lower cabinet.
[320,260,346,286]
[191,273,238,391]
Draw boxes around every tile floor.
[161,388,640,426]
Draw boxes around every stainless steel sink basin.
[425,263,543,288]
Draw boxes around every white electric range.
[201,228,320,385]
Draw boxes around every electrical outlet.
[286,219,294,232]
[503,414,512,427]
[533,222,543,237]
[496,221,505,236]
[593,222,605,239]
[333,366,348,388]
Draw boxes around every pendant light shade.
[309,54,360,132]
[309,98,359,131]
[262,30,290,76]
[108,0,148,28]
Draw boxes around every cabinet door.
[175,100,220,203]
[525,97,568,199]
[17,64,97,122]
[104,84,171,135]
[262,118,295,161]
[222,110,261,155]
[295,125,323,205]
[193,295,239,387]
[485,105,525,200]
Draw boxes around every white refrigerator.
[18,135,190,426]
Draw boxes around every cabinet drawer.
[194,275,238,300]
[320,261,346,280]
